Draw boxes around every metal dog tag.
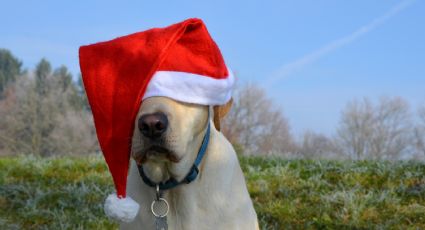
[151,197,169,230]
[155,216,168,230]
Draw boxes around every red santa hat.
[79,18,234,222]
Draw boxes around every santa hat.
[79,18,234,222]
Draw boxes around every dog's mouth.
[134,145,181,165]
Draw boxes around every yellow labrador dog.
[122,97,259,230]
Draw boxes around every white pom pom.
[104,193,140,223]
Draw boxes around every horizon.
[2,0,424,136]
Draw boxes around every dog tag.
[151,197,169,230]
[155,216,168,230]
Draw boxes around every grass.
[0,155,424,229]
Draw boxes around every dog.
[121,96,259,230]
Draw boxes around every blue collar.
[137,114,211,190]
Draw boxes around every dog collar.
[137,112,211,191]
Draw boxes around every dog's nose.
[138,112,168,139]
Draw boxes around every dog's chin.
[134,145,180,166]
[142,160,171,183]
[132,145,182,183]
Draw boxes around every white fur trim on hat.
[104,193,140,223]
[143,70,235,105]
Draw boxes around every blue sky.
[1,0,424,136]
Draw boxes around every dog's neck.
[147,126,223,204]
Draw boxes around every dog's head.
[131,97,232,183]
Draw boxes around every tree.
[299,131,339,159]
[336,98,374,159]
[35,58,51,96]
[77,73,90,110]
[52,66,86,110]
[414,105,425,157]
[221,84,294,155]
[336,97,412,160]
[53,65,72,91]
[0,49,22,96]
[370,97,412,159]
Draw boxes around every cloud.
[267,0,416,85]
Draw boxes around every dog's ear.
[213,98,233,131]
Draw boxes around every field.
[0,155,424,229]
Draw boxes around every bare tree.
[370,97,412,159]
[50,110,98,155]
[414,105,425,157]
[299,131,339,159]
[336,98,374,159]
[221,84,294,155]
[336,97,412,160]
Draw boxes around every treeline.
[0,49,97,156]
[224,85,425,160]
[0,49,424,160]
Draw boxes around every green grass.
[1,155,424,229]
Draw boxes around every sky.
[1,0,424,137]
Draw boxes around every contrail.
[267,0,415,85]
